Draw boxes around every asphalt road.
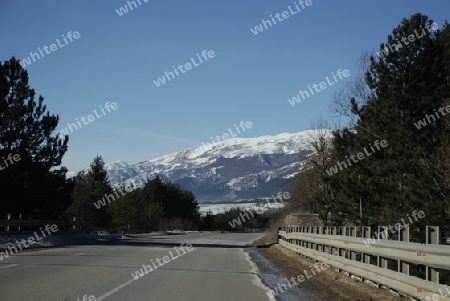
[0,233,272,301]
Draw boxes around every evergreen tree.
[67,155,113,228]
[0,57,70,219]
[329,14,450,229]
[110,177,200,232]
[110,188,147,232]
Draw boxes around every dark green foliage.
[200,212,216,231]
[109,188,149,232]
[110,177,200,232]
[0,57,70,219]
[208,207,270,232]
[324,15,450,229]
[66,155,113,228]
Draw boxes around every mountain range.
[97,130,326,203]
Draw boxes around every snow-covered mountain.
[104,130,328,203]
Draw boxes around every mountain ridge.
[79,130,331,203]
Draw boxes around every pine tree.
[110,177,200,232]
[67,155,113,228]
[0,57,70,219]
[330,14,450,229]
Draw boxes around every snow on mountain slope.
[105,160,130,171]
[102,130,331,203]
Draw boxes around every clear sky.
[0,0,448,172]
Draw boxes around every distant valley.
[87,131,329,203]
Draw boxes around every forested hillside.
[289,14,450,235]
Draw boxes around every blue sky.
[0,0,448,172]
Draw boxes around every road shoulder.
[252,235,402,301]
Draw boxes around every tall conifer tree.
[330,15,450,228]
[0,57,70,219]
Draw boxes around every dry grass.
[252,234,404,301]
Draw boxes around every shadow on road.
[107,239,251,249]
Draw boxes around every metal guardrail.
[278,226,450,301]
[0,218,91,233]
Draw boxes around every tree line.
[3,13,448,235]
[0,61,269,231]
[65,155,200,231]
[0,58,193,230]
[288,14,450,238]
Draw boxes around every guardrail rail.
[278,225,450,300]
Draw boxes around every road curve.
[0,232,272,301]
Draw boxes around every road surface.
[0,232,272,301]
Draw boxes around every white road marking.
[75,253,85,256]
[97,278,136,301]
[0,264,19,269]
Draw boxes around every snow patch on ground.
[0,233,123,253]
[246,247,315,301]
[198,202,285,215]
[243,247,274,300]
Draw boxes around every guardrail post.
[311,227,316,250]
[6,214,10,232]
[377,226,388,277]
[324,227,330,254]
[361,226,371,283]
[426,226,440,284]
[349,226,356,237]
[18,214,22,232]
[286,226,292,243]
[316,226,320,251]
[331,226,337,258]
[277,222,450,299]
[398,225,410,276]
[318,227,322,251]
[350,226,357,261]
[337,246,347,273]
[306,226,312,249]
